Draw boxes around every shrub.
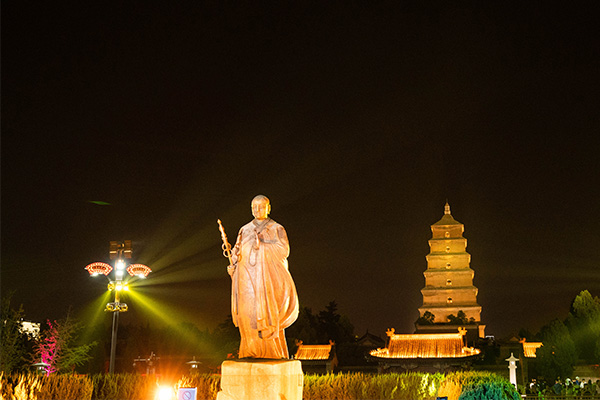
[38,374,93,400]
[1,372,43,400]
[458,381,520,400]
[90,374,158,400]
[303,372,445,400]
[1,370,522,400]
[438,371,520,400]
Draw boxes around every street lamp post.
[85,240,151,374]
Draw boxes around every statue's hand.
[253,231,261,249]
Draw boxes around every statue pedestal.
[216,359,303,400]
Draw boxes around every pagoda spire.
[444,200,451,215]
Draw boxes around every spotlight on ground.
[156,386,175,400]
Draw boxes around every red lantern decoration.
[84,262,113,276]
[127,263,151,277]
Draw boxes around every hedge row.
[1,370,519,400]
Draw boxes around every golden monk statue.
[227,195,299,358]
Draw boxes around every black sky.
[2,2,599,340]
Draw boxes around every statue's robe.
[229,218,299,358]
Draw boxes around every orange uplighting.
[84,262,113,276]
[521,340,543,358]
[295,344,333,360]
[370,329,480,359]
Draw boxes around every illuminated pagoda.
[370,202,484,372]
[416,202,484,343]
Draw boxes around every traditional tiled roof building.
[370,328,480,373]
[294,341,338,373]
[371,328,480,359]
[521,340,542,358]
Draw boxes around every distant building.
[356,330,385,349]
[20,320,40,338]
[294,341,338,373]
[371,328,480,373]
[521,340,542,358]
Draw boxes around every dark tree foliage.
[317,301,355,345]
[286,306,319,349]
[537,319,578,382]
[211,314,240,358]
[565,290,600,363]
[447,310,475,325]
[0,293,32,373]
[416,311,435,325]
[518,328,540,341]
[32,311,97,374]
[459,381,520,400]
[286,301,356,364]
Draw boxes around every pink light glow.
[40,320,59,376]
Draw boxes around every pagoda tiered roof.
[432,202,462,226]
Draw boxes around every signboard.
[177,388,197,400]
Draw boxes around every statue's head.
[251,195,271,220]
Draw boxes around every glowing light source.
[107,282,129,292]
[87,240,144,375]
[521,339,543,358]
[127,263,152,278]
[84,262,113,276]
[156,386,175,400]
[105,302,128,312]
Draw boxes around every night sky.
[2,2,599,341]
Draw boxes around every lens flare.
[156,386,175,400]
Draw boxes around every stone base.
[216,359,303,400]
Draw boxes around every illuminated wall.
[418,203,482,323]
[370,329,480,359]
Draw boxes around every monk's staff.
[217,219,233,266]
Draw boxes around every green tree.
[565,290,600,363]
[317,301,354,344]
[518,328,540,341]
[32,311,96,374]
[537,319,578,382]
[212,314,240,358]
[1,293,32,373]
[286,306,319,353]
